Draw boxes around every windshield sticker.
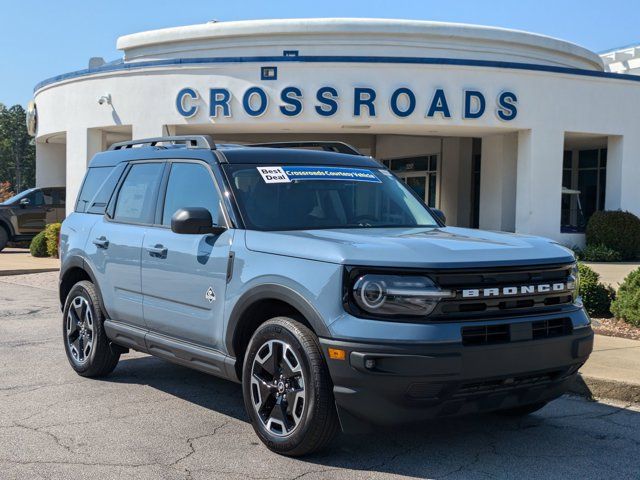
[257,166,382,184]
[257,166,291,183]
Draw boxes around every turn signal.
[328,348,346,360]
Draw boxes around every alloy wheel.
[66,296,94,364]
[250,339,306,436]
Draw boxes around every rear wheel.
[242,317,339,456]
[62,280,120,377]
[497,401,548,416]
[0,227,8,252]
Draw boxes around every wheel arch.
[0,218,14,240]
[59,256,108,317]
[226,284,331,379]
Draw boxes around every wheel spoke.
[269,396,292,432]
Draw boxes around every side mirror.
[19,198,30,208]
[171,207,226,235]
[432,208,446,225]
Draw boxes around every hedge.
[44,223,62,258]
[29,231,48,257]
[578,263,615,318]
[585,210,640,261]
[611,268,640,327]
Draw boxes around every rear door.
[141,160,233,350]
[52,188,66,222]
[86,161,165,328]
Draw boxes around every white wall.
[479,134,517,232]
[35,142,66,188]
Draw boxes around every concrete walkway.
[574,334,640,403]
[0,247,59,276]
[583,261,640,289]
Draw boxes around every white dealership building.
[31,19,640,245]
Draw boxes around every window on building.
[561,148,607,233]
[383,155,438,207]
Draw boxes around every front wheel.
[62,280,120,377]
[242,317,339,456]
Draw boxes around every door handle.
[92,236,109,249]
[147,244,168,258]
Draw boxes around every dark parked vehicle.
[0,187,66,251]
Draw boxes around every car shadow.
[108,355,640,479]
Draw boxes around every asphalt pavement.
[1,278,640,480]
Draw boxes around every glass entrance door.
[397,171,437,207]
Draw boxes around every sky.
[0,0,638,107]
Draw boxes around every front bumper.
[320,319,593,433]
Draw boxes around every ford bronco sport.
[0,186,66,251]
[59,136,593,456]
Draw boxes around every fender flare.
[225,283,331,357]
[59,255,110,318]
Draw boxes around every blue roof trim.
[33,55,640,92]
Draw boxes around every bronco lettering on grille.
[461,283,568,298]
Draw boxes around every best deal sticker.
[257,166,382,184]
[257,166,291,183]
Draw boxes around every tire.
[496,401,548,416]
[62,280,120,377]
[242,317,340,456]
[0,227,8,252]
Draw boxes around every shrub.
[0,181,14,203]
[611,268,640,327]
[578,244,623,262]
[586,210,640,261]
[44,223,62,258]
[578,263,615,318]
[29,231,48,257]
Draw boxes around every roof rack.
[108,135,216,151]
[248,141,363,156]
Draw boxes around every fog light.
[365,359,376,370]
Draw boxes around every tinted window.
[113,163,164,224]
[76,167,113,213]
[225,165,437,231]
[86,164,125,215]
[162,163,221,226]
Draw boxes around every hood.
[244,227,575,268]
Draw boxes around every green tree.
[0,104,35,192]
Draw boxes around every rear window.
[76,165,124,214]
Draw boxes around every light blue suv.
[59,136,593,455]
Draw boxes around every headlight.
[570,263,580,302]
[351,274,454,317]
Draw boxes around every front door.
[86,162,165,328]
[141,161,232,351]
[16,189,56,233]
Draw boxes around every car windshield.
[224,164,439,231]
[0,188,35,205]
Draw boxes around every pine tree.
[0,104,35,192]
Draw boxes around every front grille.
[431,263,575,320]
[532,318,573,339]
[461,318,573,346]
[454,370,564,398]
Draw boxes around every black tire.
[242,317,340,456]
[62,280,120,377]
[0,227,8,252]
[497,401,548,416]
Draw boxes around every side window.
[29,190,45,206]
[76,167,113,213]
[113,163,164,224]
[162,162,221,226]
[41,189,54,206]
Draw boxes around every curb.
[569,373,640,404]
[0,268,59,277]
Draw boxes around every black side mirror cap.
[432,208,446,225]
[171,207,226,235]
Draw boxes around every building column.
[35,142,66,188]
[65,129,89,215]
[515,128,565,239]
[479,133,517,232]
[606,134,640,216]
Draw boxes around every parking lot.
[1,273,639,480]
